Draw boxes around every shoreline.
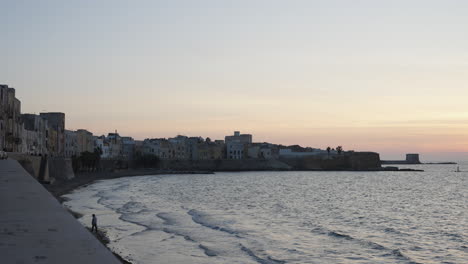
[46,169,204,264]
[68,209,132,264]
[63,205,133,264]
[45,167,425,264]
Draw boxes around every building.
[247,145,260,159]
[142,138,173,159]
[40,112,65,156]
[122,137,135,160]
[21,114,48,155]
[134,140,144,156]
[76,129,94,154]
[106,132,123,158]
[94,136,111,158]
[225,131,252,144]
[142,139,160,156]
[197,141,224,160]
[168,135,189,160]
[64,130,78,157]
[0,85,22,152]
[226,141,245,159]
[225,131,252,159]
[259,146,273,159]
[187,137,203,160]
[247,143,274,159]
[406,154,421,164]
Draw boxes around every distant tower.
[406,154,421,164]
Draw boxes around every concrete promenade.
[0,159,120,264]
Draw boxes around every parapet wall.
[0,159,120,264]
[8,153,75,181]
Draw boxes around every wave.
[117,201,147,214]
[188,209,240,236]
[240,244,286,264]
[156,212,178,226]
[328,231,354,240]
[199,244,218,257]
[162,227,196,242]
[383,227,408,236]
[311,226,422,264]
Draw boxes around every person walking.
[91,214,98,233]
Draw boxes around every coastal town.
[1,84,342,164]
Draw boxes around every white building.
[21,114,48,156]
[225,131,252,159]
[64,130,78,157]
[226,141,244,159]
[122,137,135,160]
[94,136,111,158]
[168,135,189,160]
[142,139,160,156]
[142,138,172,159]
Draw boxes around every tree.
[326,146,331,156]
[79,151,101,171]
[134,153,160,168]
[336,146,343,155]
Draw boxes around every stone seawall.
[280,152,381,171]
[49,157,75,180]
[158,159,292,171]
[90,152,381,172]
[151,152,380,171]
[68,151,383,174]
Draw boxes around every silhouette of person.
[91,214,98,233]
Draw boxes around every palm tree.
[326,146,331,156]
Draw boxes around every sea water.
[63,164,467,264]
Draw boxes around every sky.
[1,0,468,161]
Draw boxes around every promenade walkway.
[0,159,120,264]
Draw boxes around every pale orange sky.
[2,0,468,161]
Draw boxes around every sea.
[63,163,467,264]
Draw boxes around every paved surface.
[0,159,120,264]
